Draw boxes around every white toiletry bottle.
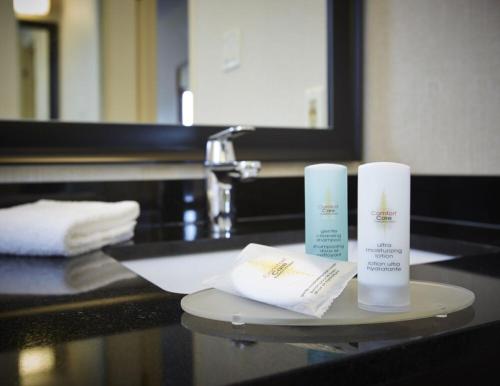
[305,164,348,261]
[357,162,410,312]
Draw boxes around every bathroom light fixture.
[182,91,194,127]
[19,347,55,376]
[13,0,51,17]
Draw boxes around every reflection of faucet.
[205,126,261,236]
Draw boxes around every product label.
[359,190,407,276]
[364,242,403,272]
[371,191,397,227]
[314,197,344,258]
[306,186,347,261]
[262,258,296,279]
[300,263,340,297]
[318,203,339,216]
[312,229,345,259]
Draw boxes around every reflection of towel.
[0,200,140,256]
[0,251,137,295]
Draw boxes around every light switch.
[222,29,241,72]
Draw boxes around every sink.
[120,241,454,295]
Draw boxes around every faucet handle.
[208,125,255,141]
[235,160,261,180]
[206,126,256,165]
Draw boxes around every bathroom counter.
[1,219,500,386]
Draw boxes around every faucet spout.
[205,127,261,236]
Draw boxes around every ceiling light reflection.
[13,0,51,17]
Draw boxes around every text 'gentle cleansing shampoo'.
[357,162,410,312]
[305,164,348,261]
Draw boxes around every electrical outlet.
[305,86,327,128]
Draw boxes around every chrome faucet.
[205,126,261,236]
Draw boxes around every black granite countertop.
[1,217,500,386]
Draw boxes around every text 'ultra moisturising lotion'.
[357,162,410,312]
[305,164,348,261]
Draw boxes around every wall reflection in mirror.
[0,0,329,128]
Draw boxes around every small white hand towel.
[0,200,140,256]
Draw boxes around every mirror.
[17,21,58,120]
[0,0,330,129]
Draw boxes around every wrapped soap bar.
[203,243,357,318]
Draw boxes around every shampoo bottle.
[305,164,348,261]
[357,162,410,312]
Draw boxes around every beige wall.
[189,0,327,128]
[0,2,20,118]
[101,0,137,122]
[136,0,158,122]
[101,0,157,122]
[364,0,500,175]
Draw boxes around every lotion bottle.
[357,162,410,312]
[305,164,348,261]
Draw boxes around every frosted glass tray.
[181,307,475,344]
[181,279,475,326]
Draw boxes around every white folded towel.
[0,200,140,256]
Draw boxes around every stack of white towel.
[0,200,140,256]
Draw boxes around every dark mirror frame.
[0,0,362,164]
